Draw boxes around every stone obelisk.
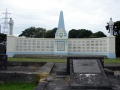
[55,11,68,39]
[54,11,68,55]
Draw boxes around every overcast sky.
[0,0,120,36]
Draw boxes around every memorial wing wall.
[68,38,107,53]
[14,38,54,52]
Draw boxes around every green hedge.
[116,35,120,57]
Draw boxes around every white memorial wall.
[68,38,107,53]
[7,35,115,58]
[14,37,54,52]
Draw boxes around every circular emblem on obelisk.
[59,33,63,37]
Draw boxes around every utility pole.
[0,8,11,34]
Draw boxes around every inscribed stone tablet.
[57,41,65,51]
[73,59,101,73]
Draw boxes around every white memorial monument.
[6,11,116,58]
[54,11,68,55]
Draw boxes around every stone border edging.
[34,62,54,90]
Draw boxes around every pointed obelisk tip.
[60,11,63,13]
[60,11,64,17]
[58,11,65,30]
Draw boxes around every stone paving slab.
[35,82,47,90]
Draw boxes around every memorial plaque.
[57,41,65,51]
[73,59,101,73]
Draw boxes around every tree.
[78,29,93,38]
[90,31,106,38]
[114,21,120,57]
[0,33,6,43]
[114,21,120,35]
[69,29,93,38]
[19,27,46,38]
[35,27,46,38]
[0,33,6,53]
[45,28,57,38]
[68,29,79,38]
[116,35,120,57]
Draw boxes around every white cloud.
[0,0,120,36]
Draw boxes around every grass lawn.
[8,57,120,63]
[8,58,67,62]
[0,82,36,90]
[104,58,120,63]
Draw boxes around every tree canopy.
[0,33,6,42]
[89,31,106,38]
[114,21,120,35]
[19,27,106,38]
[19,27,46,38]
[68,29,106,38]
[45,28,57,38]
[78,29,93,38]
[19,27,57,38]
[69,29,93,38]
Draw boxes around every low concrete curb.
[34,62,55,90]
[35,82,47,90]
[104,63,120,70]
